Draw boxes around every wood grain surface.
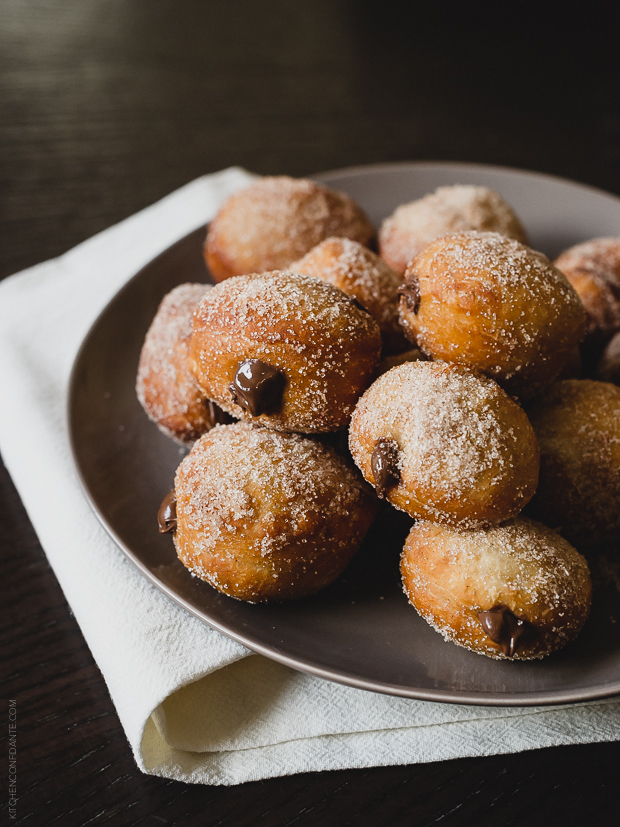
[1,1,619,824]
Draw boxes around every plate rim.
[68,161,620,708]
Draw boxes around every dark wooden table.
[2,2,620,824]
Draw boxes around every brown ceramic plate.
[69,162,620,706]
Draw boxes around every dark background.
[1,1,619,824]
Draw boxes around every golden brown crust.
[554,238,620,347]
[401,518,592,660]
[525,379,620,546]
[399,232,587,401]
[290,237,408,354]
[136,283,225,443]
[173,422,378,602]
[379,185,527,276]
[189,271,382,433]
[204,176,375,282]
[348,361,540,528]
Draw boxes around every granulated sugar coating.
[554,237,620,342]
[349,361,539,527]
[173,422,378,602]
[401,517,592,660]
[399,231,587,400]
[189,270,382,433]
[379,185,527,275]
[136,283,214,443]
[526,379,620,546]
[205,176,375,282]
[291,236,407,353]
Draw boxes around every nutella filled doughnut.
[136,283,232,443]
[171,422,378,602]
[205,176,375,282]
[349,361,540,528]
[399,231,587,400]
[290,237,407,354]
[379,185,527,276]
[554,238,620,351]
[401,518,592,660]
[526,379,620,546]
[190,271,382,433]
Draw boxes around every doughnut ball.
[526,379,620,546]
[597,331,620,385]
[378,185,527,276]
[171,422,378,602]
[204,176,375,282]
[554,238,620,349]
[290,237,407,354]
[348,361,540,528]
[189,271,382,433]
[399,231,587,401]
[136,284,232,443]
[401,518,591,660]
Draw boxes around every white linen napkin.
[1,167,619,786]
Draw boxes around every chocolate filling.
[229,359,285,417]
[206,398,234,426]
[477,604,536,657]
[158,489,177,533]
[371,438,401,498]
[399,277,421,315]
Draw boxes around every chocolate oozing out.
[477,604,536,657]
[206,398,234,426]
[399,277,421,315]
[229,359,285,417]
[158,489,177,533]
[371,438,401,498]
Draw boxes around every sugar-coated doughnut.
[399,232,587,400]
[290,237,407,354]
[204,176,375,282]
[554,238,620,349]
[170,422,378,602]
[379,185,527,276]
[136,283,232,443]
[526,379,620,546]
[189,271,382,433]
[401,518,591,660]
[348,361,540,528]
[597,331,620,385]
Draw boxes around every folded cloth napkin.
[1,167,619,786]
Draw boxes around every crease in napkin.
[1,167,619,787]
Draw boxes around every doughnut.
[398,231,587,400]
[554,238,620,350]
[189,271,382,433]
[348,361,540,528]
[169,422,378,602]
[378,185,527,276]
[401,518,591,660]
[290,237,407,354]
[526,379,620,546]
[204,176,375,282]
[597,330,620,385]
[136,283,232,443]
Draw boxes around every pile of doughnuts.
[137,173,620,662]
